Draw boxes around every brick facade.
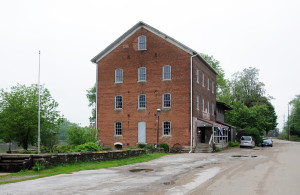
[92,22,217,149]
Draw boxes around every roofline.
[91,21,218,75]
[216,101,232,110]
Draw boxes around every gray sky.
[1,0,299,130]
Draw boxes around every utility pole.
[288,103,290,141]
[38,50,41,154]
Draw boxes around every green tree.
[58,118,75,140]
[66,124,98,145]
[289,95,300,137]
[0,84,62,150]
[86,84,96,125]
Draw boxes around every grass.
[0,152,168,185]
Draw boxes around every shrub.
[66,125,98,146]
[245,127,262,146]
[229,141,240,147]
[17,150,32,154]
[32,161,45,172]
[73,142,100,152]
[159,143,170,152]
[53,144,74,153]
[145,144,155,150]
[215,147,221,152]
[137,143,147,149]
[102,146,112,151]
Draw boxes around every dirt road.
[1,139,299,195]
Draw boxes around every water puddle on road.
[232,155,257,158]
[129,169,153,173]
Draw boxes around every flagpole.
[38,50,41,154]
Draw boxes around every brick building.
[91,21,220,151]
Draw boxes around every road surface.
[1,139,299,195]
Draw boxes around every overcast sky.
[1,0,299,130]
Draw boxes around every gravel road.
[1,139,299,195]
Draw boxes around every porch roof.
[197,118,221,128]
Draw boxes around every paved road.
[1,139,299,195]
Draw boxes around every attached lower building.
[91,21,220,151]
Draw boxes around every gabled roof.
[216,101,232,110]
[91,21,218,75]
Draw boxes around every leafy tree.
[86,84,96,125]
[58,118,75,140]
[66,124,98,145]
[230,67,268,107]
[0,84,62,150]
[200,53,231,104]
[288,95,300,137]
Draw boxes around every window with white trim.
[212,103,215,115]
[202,73,205,87]
[197,96,199,110]
[163,121,171,135]
[163,65,171,80]
[212,81,214,94]
[138,35,147,50]
[208,77,210,90]
[163,93,171,108]
[115,95,122,109]
[114,122,122,135]
[138,94,146,108]
[115,69,123,83]
[196,69,199,83]
[138,67,146,81]
[208,101,210,113]
[202,98,205,112]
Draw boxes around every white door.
[138,122,146,143]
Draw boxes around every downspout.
[189,54,197,153]
[95,63,98,138]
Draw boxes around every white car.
[240,136,255,148]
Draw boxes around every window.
[138,67,146,81]
[163,65,171,80]
[197,96,199,110]
[114,122,122,135]
[196,69,199,83]
[163,121,171,135]
[115,69,123,83]
[208,101,210,113]
[212,103,215,115]
[208,77,210,90]
[115,95,122,109]
[202,73,205,87]
[138,94,146,108]
[138,35,147,50]
[212,81,214,94]
[202,98,205,112]
[163,93,171,108]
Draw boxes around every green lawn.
[0,152,168,185]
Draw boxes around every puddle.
[232,155,257,158]
[163,181,175,185]
[129,169,153,173]
[196,166,205,168]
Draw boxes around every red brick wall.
[96,27,216,148]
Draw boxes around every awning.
[197,118,221,128]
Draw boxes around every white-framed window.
[208,77,210,90]
[202,73,205,87]
[208,101,210,113]
[163,121,171,135]
[212,103,215,115]
[138,67,146,81]
[115,69,123,83]
[197,96,199,110]
[115,95,122,109]
[196,69,199,83]
[212,81,214,94]
[163,65,171,80]
[163,93,171,108]
[202,98,205,112]
[114,122,122,135]
[138,35,147,50]
[138,94,146,108]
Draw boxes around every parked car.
[240,136,255,148]
[262,138,273,147]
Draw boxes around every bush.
[145,144,155,150]
[17,150,33,154]
[215,147,221,152]
[229,141,240,147]
[137,143,146,149]
[73,142,100,152]
[32,161,45,172]
[159,143,170,152]
[53,144,74,153]
[66,125,98,146]
[245,127,262,146]
[102,146,112,151]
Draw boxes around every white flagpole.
[38,50,41,154]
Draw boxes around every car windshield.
[263,139,271,143]
[241,136,251,141]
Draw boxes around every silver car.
[240,136,255,148]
